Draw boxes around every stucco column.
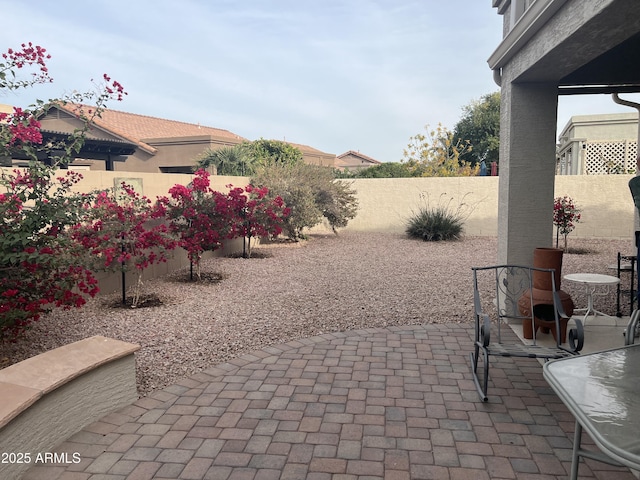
[498,81,558,265]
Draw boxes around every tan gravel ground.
[0,232,634,396]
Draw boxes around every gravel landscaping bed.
[0,232,633,396]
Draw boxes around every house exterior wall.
[123,135,243,173]
[557,113,639,175]
[300,151,336,167]
[338,153,377,171]
[561,113,638,141]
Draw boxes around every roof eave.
[488,0,568,72]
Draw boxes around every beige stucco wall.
[2,167,636,242]
[313,175,636,241]
[58,169,244,198]
[333,177,500,237]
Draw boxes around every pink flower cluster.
[102,74,127,102]
[71,182,176,272]
[0,107,43,146]
[1,42,52,85]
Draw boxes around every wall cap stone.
[0,336,140,429]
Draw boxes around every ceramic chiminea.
[518,247,574,343]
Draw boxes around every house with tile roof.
[289,141,337,167]
[335,150,382,172]
[3,103,336,172]
[36,104,248,173]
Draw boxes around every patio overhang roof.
[10,130,136,163]
[557,30,640,96]
[490,0,640,97]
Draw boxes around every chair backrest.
[472,264,561,344]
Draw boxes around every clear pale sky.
[1,1,639,162]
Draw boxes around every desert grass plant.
[406,192,474,241]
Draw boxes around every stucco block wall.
[554,174,635,239]
[59,169,245,199]
[334,177,500,237]
[0,336,139,480]
[2,167,635,242]
[315,175,635,241]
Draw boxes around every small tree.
[159,169,232,280]
[403,123,479,177]
[245,138,303,168]
[195,144,254,176]
[252,163,321,240]
[553,195,582,252]
[452,91,501,167]
[311,169,358,234]
[71,183,177,307]
[252,163,358,240]
[226,185,289,257]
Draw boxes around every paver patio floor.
[22,324,636,480]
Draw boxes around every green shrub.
[406,194,471,241]
[195,139,304,176]
[195,145,254,176]
[252,163,358,240]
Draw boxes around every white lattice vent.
[585,140,637,174]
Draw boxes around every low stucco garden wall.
[0,336,139,480]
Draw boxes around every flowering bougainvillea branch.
[0,42,126,338]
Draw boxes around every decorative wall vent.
[584,140,637,175]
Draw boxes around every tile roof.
[55,103,247,155]
[52,103,334,159]
[286,141,328,155]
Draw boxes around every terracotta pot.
[533,247,564,290]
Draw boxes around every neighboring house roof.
[55,103,247,155]
[26,102,336,170]
[285,141,326,155]
[335,150,382,169]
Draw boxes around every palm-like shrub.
[196,145,254,176]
